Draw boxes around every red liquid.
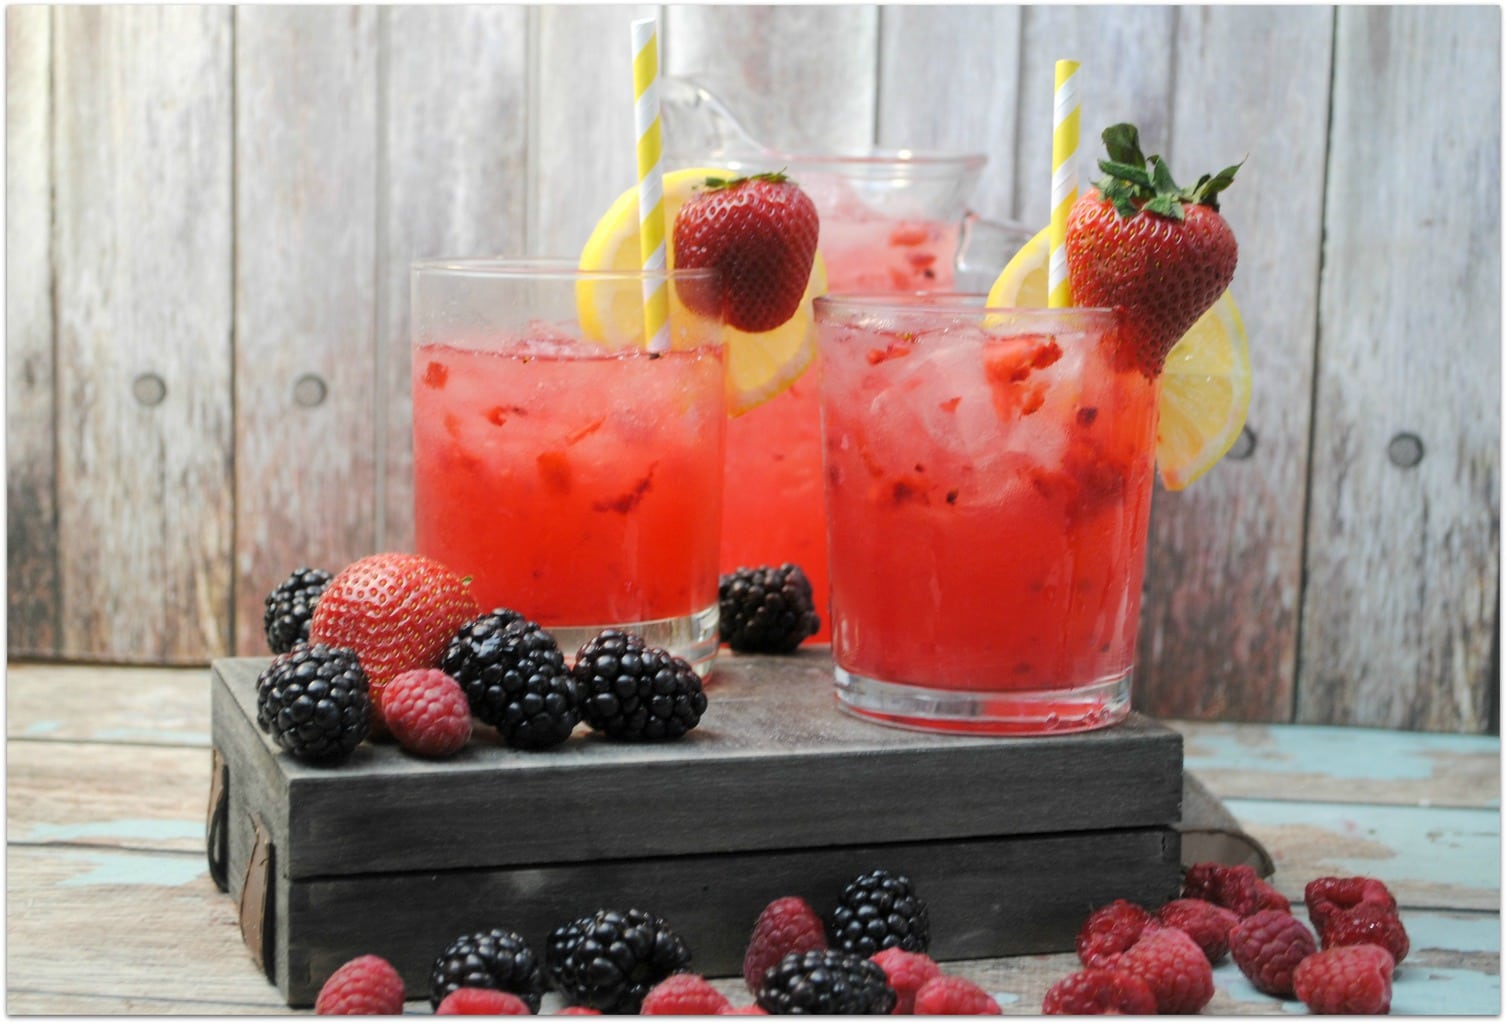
[819,314,1159,695]
[721,219,959,641]
[412,336,725,627]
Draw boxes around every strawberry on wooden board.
[1065,123,1241,378]
[672,171,820,334]
[308,552,480,728]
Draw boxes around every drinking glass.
[410,260,726,672]
[815,294,1159,733]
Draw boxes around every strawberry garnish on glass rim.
[1065,123,1243,378]
[671,170,820,334]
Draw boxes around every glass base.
[550,602,720,678]
[833,666,1132,735]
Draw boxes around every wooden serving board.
[209,650,1184,1006]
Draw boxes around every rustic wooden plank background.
[5,5,1500,734]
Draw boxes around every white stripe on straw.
[1048,59,1081,307]
[631,16,671,353]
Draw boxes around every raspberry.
[1041,969,1158,1015]
[1114,925,1215,1014]
[382,668,472,757]
[1321,901,1410,964]
[912,975,1001,1015]
[434,987,531,1014]
[557,1008,601,1015]
[1076,899,1152,968]
[640,974,734,1015]
[716,1006,769,1015]
[314,954,405,1015]
[1182,862,1289,917]
[1293,944,1395,1014]
[1155,897,1240,964]
[869,947,943,1014]
[1228,909,1317,998]
[1305,875,1398,931]
[743,896,828,992]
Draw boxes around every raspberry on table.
[1075,899,1152,968]
[1041,968,1158,1015]
[1114,925,1215,1014]
[912,975,1001,1015]
[827,869,931,958]
[382,668,472,757]
[434,987,531,1014]
[1320,900,1410,964]
[1182,861,1289,917]
[869,947,943,1014]
[743,896,828,993]
[556,1007,602,1015]
[1292,943,1396,1014]
[314,954,405,1015]
[1228,908,1318,998]
[1305,875,1399,930]
[639,973,734,1015]
[1155,897,1240,964]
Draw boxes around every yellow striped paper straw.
[631,16,670,353]
[1048,59,1081,309]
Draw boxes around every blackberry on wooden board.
[572,630,707,740]
[441,609,580,750]
[547,908,693,1013]
[262,567,332,654]
[254,643,369,763]
[718,563,820,653]
[828,869,931,957]
[429,927,545,1012]
[755,948,897,1014]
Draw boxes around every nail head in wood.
[1228,426,1256,460]
[292,374,328,408]
[132,372,167,406]
[1387,432,1424,468]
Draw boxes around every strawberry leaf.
[1101,123,1145,167]
[1097,159,1154,189]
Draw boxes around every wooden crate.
[208,649,1184,1006]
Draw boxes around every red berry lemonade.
[411,274,726,671]
[815,297,1158,733]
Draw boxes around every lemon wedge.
[986,226,1251,490]
[578,166,826,416]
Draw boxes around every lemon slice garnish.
[578,166,826,416]
[987,226,1251,490]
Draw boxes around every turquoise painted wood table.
[6,662,1499,1014]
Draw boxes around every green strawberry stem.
[701,169,790,191]
[1095,122,1243,220]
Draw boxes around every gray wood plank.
[532,5,657,258]
[663,4,879,153]
[5,6,59,658]
[377,6,530,553]
[232,7,380,654]
[1302,6,1501,731]
[51,6,235,663]
[1012,6,1177,228]
[6,664,209,746]
[1137,6,1334,722]
[876,6,1024,226]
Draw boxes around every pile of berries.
[255,554,712,764]
[312,868,988,1016]
[1043,862,1408,1015]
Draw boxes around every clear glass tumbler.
[411,260,726,672]
[815,294,1160,733]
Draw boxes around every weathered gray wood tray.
[208,649,1183,1006]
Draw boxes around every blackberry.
[262,566,332,654]
[719,564,820,653]
[828,869,931,957]
[254,643,369,763]
[756,948,896,1014]
[429,927,545,1012]
[572,630,707,741]
[547,908,692,1013]
[441,609,580,750]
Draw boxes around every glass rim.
[687,147,988,177]
[411,257,718,282]
[814,292,1118,319]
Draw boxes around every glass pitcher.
[661,75,1032,292]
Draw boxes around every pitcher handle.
[955,211,1038,293]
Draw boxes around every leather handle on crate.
[238,813,275,980]
[206,748,230,893]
